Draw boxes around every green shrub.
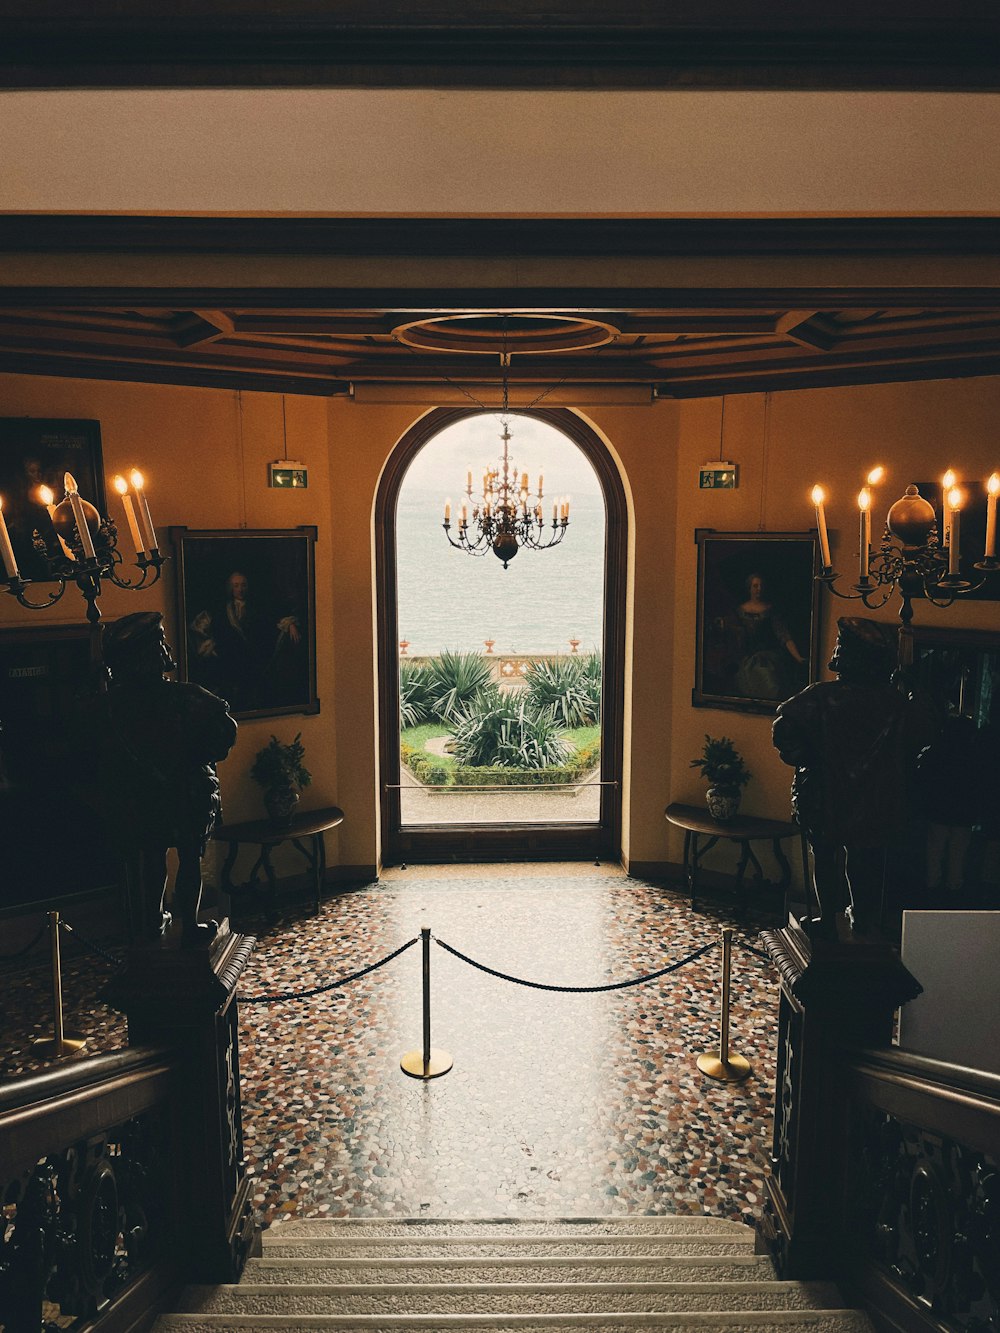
[579,652,603,722]
[450,688,572,769]
[399,660,435,729]
[427,650,494,723]
[523,655,600,728]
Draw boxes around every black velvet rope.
[0,919,48,960]
[434,936,718,993]
[59,920,123,968]
[241,935,420,1005]
[736,940,773,963]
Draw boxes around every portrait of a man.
[172,527,318,719]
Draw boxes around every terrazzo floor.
[1,864,782,1233]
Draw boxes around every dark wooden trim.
[3,216,1000,258]
[2,3,999,91]
[375,406,626,866]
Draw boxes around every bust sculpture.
[99,611,237,945]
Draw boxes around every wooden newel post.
[756,918,922,1280]
[103,920,257,1283]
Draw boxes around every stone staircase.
[153,1216,873,1331]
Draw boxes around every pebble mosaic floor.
[1,864,782,1233]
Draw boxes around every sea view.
[395,415,606,658]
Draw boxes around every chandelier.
[811,466,999,628]
[0,468,164,626]
[441,374,569,569]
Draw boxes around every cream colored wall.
[3,371,1000,885]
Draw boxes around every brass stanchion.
[697,926,751,1082]
[400,925,452,1079]
[32,910,87,1059]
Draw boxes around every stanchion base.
[697,1051,752,1082]
[400,1048,453,1079]
[32,1034,87,1059]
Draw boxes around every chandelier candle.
[986,473,1000,559]
[948,487,963,576]
[811,485,832,568]
[37,485,74,561]
[129,469,158,553]
[941,469,957,548]
[113,475,145,555]
[64,473,97,560]
[858,487,872,579]
[0,498,18,579]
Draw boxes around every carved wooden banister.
[758,916,999,1333]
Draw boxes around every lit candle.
[444,497,451,523]
[942,470,957,546]
[985,472,1000,558]
[948,487,963,575]
[129,469,157,552]
[858,488,871,578]
[0,496,19,579]
[552,499,558,525]
[466,469,472,491]
[113,474,145,554]
[460,501,468,525]
[64,472,97,560]
[538,473,544,497]
[38,484,74,560]
[564,495,571,520]
[866,465,886,487]
[521,472,528,491]
[811,485,832,567]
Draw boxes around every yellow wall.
[3,371,1000,885]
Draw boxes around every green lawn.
[561,725,601,751]
[401,722,451,749]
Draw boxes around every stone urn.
[706,785,741,822]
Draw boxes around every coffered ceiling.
[2,304,1000,400]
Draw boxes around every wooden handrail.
[0,1043,174,1113]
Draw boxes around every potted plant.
[690,734,751,822]
[251,732,312,825]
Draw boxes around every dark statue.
[772,616,932,939]
[99,611,237,945]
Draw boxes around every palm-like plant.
[399,660,435,729]
[450,687,572,769]
[579,651,603,722]
[523,655,600,728]
[427,649,493,723]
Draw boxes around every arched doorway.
[376,407,627,864]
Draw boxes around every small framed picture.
[694,529,821,714]
[171,526,319,720]
[0,418,105,582]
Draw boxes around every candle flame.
[989,472,1000,496]
[129,469,145,491]
[943,469,957,490]
[810,485,826,505]
[858,488,871,511]
[63,472,78,495]
[113,474,129,495]
[948,487,963,511]
[866,466,885,486]
[37,485,54,506]
[0,495,4,512]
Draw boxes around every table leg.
[689,834,719,911]
[220,841,240,894]
[291,834,325,915]
[682,830,694,907]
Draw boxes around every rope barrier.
[59,920,123,969]
[434,936,717,993]
[241,935,421,1005]
[0,918,48,960]
[736,940,773,964]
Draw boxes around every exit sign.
[699,461,738,490]
[269,460,308,488]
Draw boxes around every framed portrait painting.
[0,418,105,582]
[694,529,821,714]
[172,526,319,721]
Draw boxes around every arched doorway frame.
[376,405,627,865]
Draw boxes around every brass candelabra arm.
[815,566,894,610]
[3,573,67,610]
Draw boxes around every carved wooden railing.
[838,1047,1000,1333]
[0,1047,181,1333]
[1,921,256,1333]
[759,918,1000,1333]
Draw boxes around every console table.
[665,802,808,914]
[212,805,344,915]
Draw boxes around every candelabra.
[811,470,1000,629]
[0,470,165,627]
[443,421,569,569]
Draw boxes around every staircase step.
[176,1279,845,1316]
[245,1256,776,1286]
[153,1310,875,1331]
[261,1237,757,1261]
[266,1218,751,1240]
[247,1257,777,1284]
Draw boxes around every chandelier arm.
[6,577,68,610]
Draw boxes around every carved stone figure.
[772,616,930,938]
[99,611,237,945]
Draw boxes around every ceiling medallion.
[393,313,620,357]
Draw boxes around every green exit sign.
[699,461,738,490]
[269,460,308,488]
